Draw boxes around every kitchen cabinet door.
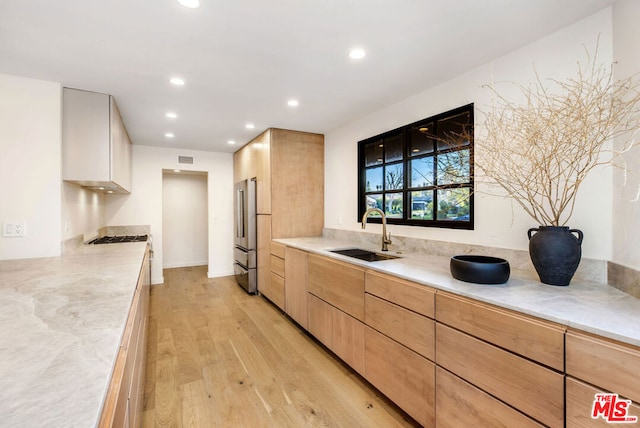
[284,247,309,329]
[332,308,365,375]
[308,254,365,321]
[365,326,435,427]
[308,293,332,348]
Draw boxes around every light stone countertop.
[275,236,640,348]
[0,242,148,428]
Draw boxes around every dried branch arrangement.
[476,46,640,226]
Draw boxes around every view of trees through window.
[358,104,474,229]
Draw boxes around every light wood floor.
[141,266,420,428]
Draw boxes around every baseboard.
[163,261,208,269]
[208,270,235,278]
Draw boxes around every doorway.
[162,170,208,268]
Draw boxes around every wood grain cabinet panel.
[436,323,564,427]
[365,294,434,360]
[365,271,434,318]
[365,327,435,427]
[284,247,309,329]
[436,367,543,428]
[257,214,273,303]
[308,293,332,348]
[436,292,565,371]
[271,254,285,278]
[271,242,285,259]
[566,330,640,404]
[268,272,285,310]
[566,376,640,427]
[308,254,365,321]
[332,309,365,375]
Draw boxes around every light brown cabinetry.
[99,247,150,428]
[307,253,365,375]
[363,271,436,426]
[233,129,323,299]
[308,254,365,321]
[436,292,565,371]
[436,367,542,428]
[365,327,435,427]
[284,247,309,329]
[566,330,640,426]
[435,293,565,427]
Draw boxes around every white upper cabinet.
[62,88,132,193]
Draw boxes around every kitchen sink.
[330,248,400,262]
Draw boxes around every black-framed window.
[358,104,474,229]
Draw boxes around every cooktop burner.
[89,234,148,244]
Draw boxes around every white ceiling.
[0,0,616,153]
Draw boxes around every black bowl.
[450,255,510,284]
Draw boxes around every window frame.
[357,103,474,230]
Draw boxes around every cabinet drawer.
[365,271,434,318]
[271,241,285,258]
[365,327,435,427]
[436,323,564,427]
[566,377,640,427]
[270,254,285,278]
[566,330,640,403]
[365,294,434,360]
[436,292,565,370]
[436,367,542,428]
[308,254,365,321]
[332,309,365,376]
[268,272,285,310]
[308,293,332,348]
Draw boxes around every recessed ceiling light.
[177,0,200,8]
[98,186,105,190]
[287,99,299,107]
[245,123,255,129]
[107,190,114,194]
[169,77,185,86]
[349,48,366,60]
[228,140,236,145]
[166,112,177,119]
[165,133,175,138]
[173,169,181,173]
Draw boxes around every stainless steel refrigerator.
[233,178,257,294]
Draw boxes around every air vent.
[177,155,194,165]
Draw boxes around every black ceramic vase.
[527,226,583,286]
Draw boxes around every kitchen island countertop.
[275,236,640,348]
[0,242,148,427]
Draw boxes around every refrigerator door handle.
[236,188,245,239]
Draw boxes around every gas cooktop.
[88,235,148,244]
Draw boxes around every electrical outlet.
[3,222,26,237]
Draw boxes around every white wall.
[61,182,104,241]
[162,172,208,268]
[612,0,640,271]
[325,8,615,260]
[0,74,62,259]
[105,144,233,284]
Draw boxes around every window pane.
[437,149,470,185]
[385,193,403,218]
[409,122,435,156]
[411,190,434,220]
[436,111,472,150]
[365,167,383,192]
[364,140,384,167]
[384,133,403,162]
[385,163,404,190]
[410,157,434,188]
[436,188,471,221]
[365,194,383,212]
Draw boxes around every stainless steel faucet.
[361,207,392,251]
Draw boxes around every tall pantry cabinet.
[233,128,324,308]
